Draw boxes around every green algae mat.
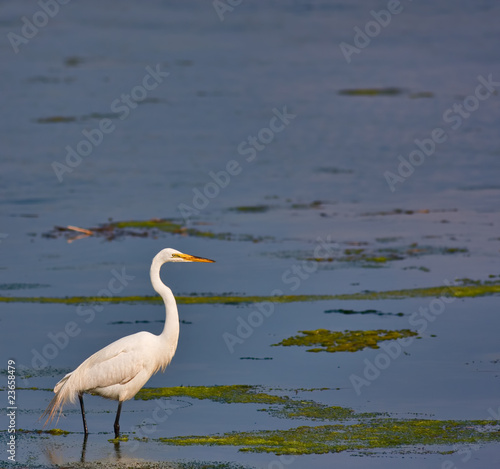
[158,420,500,455]
[272,329,419,353]
[1,279,500,305]
[131,385,499,455]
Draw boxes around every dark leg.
[80,433,88,463]
[114,401,123,438]
[79,393,88,435]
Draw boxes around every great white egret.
[41,248,214,437]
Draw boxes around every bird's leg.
[114,401,123,438]
[80,433,88,463]
[78,393,88,435]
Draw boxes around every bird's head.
[157,248,215,264]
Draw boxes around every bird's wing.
[72,332,153,391]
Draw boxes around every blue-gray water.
[1,0,500,467]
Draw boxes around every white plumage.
[41,248,214,437]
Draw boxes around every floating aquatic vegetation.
[403,266,431,272]
[308,243,467,266]
[456,276,500,285]
[272,329,419,353]
[16,428,70,435]
[136,386,500,455]
[229,205,271,213]
[108,435,129,443]
[174,463,251,469]
[239,357,273,360]
[227,200,327,213]
[337,280,500,300]
[35,112,122,125]
[10,385,500,456]
[158,420,500,455]
[136,385,288,406]
[269,402,359,421]
[0,366,72,380]
[273,240,467,268]
[35,116,77,124]
[27,75,76,84]
[315,167,353,175]
[1,279,499,305]
[0,283,49,290]
[64,56,85,67]
[324,308,404,317]
[361,208,457,216]
[45,428,70,436]
[42,218,271,242]
[136,385,377,422]
[108,319,167,325]
[290,200,325,210]
[338,87,403,96]
[338,88,434,100]
[135,385,500,455]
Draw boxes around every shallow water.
[1,0,500,467]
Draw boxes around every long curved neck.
[150,255,180,342]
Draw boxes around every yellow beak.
[174,253,215,263]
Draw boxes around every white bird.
[41,248,214,438]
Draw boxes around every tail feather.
[40,373,76,427]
